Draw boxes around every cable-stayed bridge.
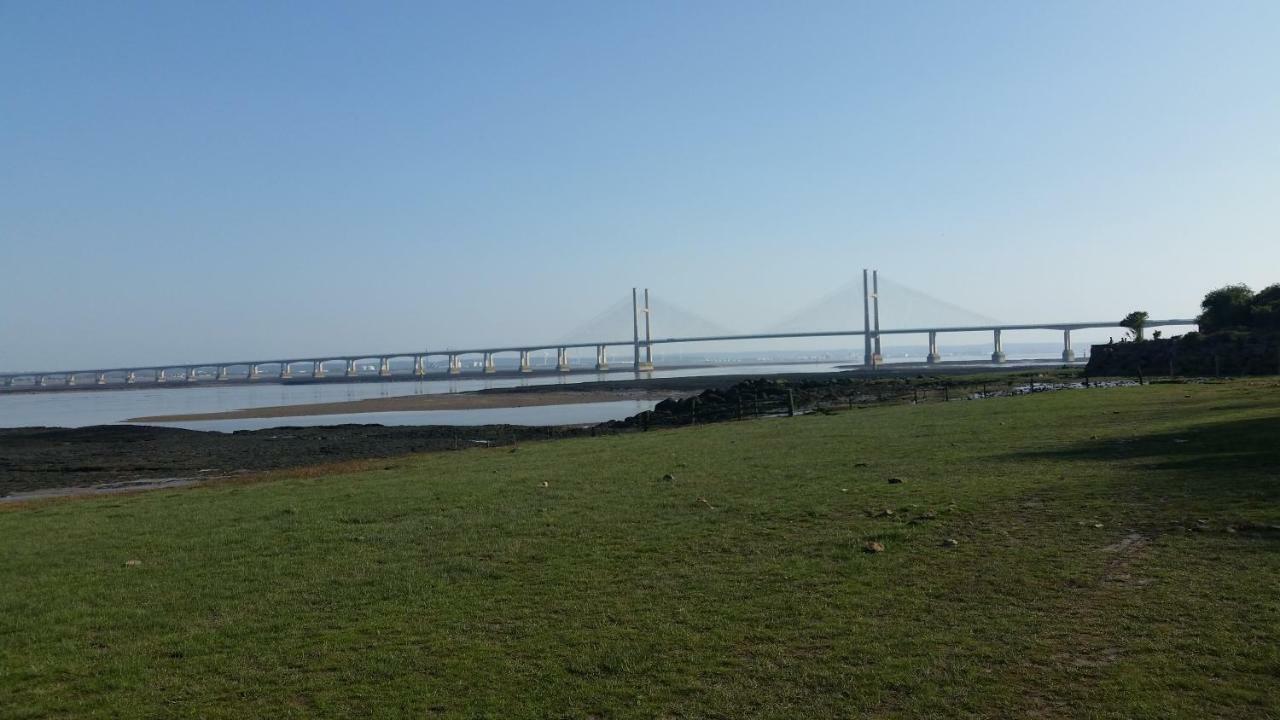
[1,271,1195,390]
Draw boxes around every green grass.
[3,380,1279,718]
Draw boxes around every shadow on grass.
[1014,415,1280,473]
[1001,417,1280,538]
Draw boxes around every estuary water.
[0,363,847,430]
[0,350,1074,431]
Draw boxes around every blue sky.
[2,1,1278,369]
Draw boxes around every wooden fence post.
[787,390,795,417]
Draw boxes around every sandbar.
[127,389,682,423]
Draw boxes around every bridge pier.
[927,331,941,363]
[248,364,261,381]
[1062,330,1075,362]
[186,367,197,382]
[313,360,326,378]
[991,329,1006,363]
[483,352,496,374]
[379,357,391,377]
[156,369,168,383]
[96,372,108,385]
[278,362,293,380]
[448,354,462,375]
[126,370,136,384]
[217,366,229,381]
[595,345,609,371]
[519,350,533,373]
[65,373,76,386]
[37,375,48,387]
[557,347,571,372]
[346,359,358,377]
[413,355,425,377]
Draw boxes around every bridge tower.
[632,288,654,371]
[862,269,873,368]
[861,268,883,368]
[872,270,883,365]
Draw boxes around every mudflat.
[0,423,602,497]
[126,388,684,423]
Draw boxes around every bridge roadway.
[0,319,1197,389]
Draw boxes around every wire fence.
[626,375,1071,429]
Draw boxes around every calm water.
[0,363,843,430]
[0,353,1070,431]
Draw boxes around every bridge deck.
[0,319,1197,379]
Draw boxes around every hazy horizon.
[3,2,1277,370]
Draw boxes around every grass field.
[2,380,1278,718]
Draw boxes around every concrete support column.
[991,329,1006,363]
[557,347,571,372]
[248,364,261,381]
[66,374,77,386]
[595,345,609,371]
[483,353,496,374]
[96,372,108,385]
[413,356,425,377]
[927,331,941,364]
[448,354,462,375]
[378,358,391,377]
[217,366,229,381]
[519,351,533,373]
[156,369,167,383]
[37,375,48,386]
[345,359,358,377]
[1061,330,1075,362]
[279,362,293,379]
[186,367,197,382]
[126,370,136,384]
[313,360,326,378]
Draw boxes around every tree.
[1198,284,1254,333]
[1251,283,1280,331]
[1120,311,1149,341]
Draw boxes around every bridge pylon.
[633,287,654,371]
[862,269,882,368]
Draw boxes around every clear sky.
[2,1,1277,369]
